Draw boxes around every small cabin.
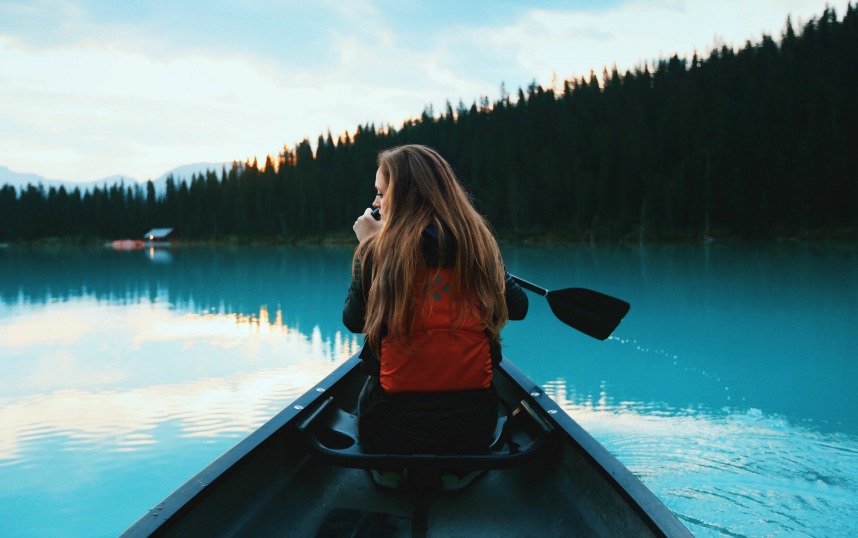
[143,228,174,244]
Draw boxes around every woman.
[343,145,528,454]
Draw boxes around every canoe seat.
[296,395,555,470]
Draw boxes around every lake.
[1,243,856,537]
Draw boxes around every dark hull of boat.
[122,355,691,537]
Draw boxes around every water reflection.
[0,245,355,338]
[1,365,339,460]
[147,247,172,264]
[0,297,361,465]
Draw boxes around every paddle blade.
[545,288,630,340]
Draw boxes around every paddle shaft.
[509,275,548,297]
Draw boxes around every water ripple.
[546,386,858,537]
[0,361,341,468]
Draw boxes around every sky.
[0,0,849,183]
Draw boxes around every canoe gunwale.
[498,359,693,538]
[121,354,692,537]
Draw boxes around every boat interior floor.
[306,452,601,537]
[160,438,644,537]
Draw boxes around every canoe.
[122,354,692,537]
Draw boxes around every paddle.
[368,208,629,339]
[509,275,630,340]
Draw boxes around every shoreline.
[2,230,856,250]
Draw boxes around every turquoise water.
[0,244,856,537]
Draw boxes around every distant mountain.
[150,162,238,194]
[0,162,234,196]
[0,166,91,193]
[0,166,48,187]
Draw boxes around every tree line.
[1,5,856,243]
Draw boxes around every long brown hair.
[355,144,508,347]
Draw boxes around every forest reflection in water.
[1,242,856,537]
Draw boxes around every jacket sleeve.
[343,251,381,376]
[504,269,528,320]
[342,251,370,333]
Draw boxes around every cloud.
[453,0,850,88]
[0,0,847,182]
[0,23,490,180]
[0,36,307,178]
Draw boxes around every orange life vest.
[379,268,492,393]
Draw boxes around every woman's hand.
[353,208,382,241]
